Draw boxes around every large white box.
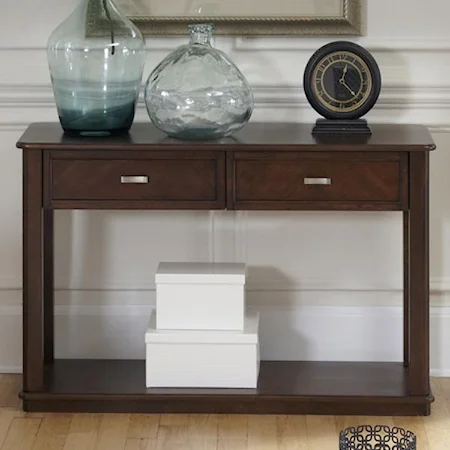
[145,310,260,388]
[155,262,246,331]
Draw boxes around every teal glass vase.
[144,24,254,141]
[47,0,146,136]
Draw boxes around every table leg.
[44,209,54,364]
[408,151,430,396]
[403,211,409,367]
[22,150,44,392]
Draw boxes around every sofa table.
[16,122,436,415]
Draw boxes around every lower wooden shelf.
[20,359,433,415]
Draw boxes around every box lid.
[155,262,246,284]
[145,310,258,344]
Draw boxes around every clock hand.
[339,78,356,96]
[342,64,348,77]
[340,64,348,82]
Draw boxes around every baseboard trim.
[430,370,450,377]
[0,366,22,374]
[0,303,449,376]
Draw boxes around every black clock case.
[303,41,382,130]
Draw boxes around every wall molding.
[2,85,450,130]
[233,37,450,52]
[0,40,187,53]
[2,34,450,126]
[2,84,450,106]
[3,37,450,53]
[0,124,29,132]
[2,276,450,294]
[1,297,449,320]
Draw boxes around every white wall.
[2,0,450,374]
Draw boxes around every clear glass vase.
[47,0,146,136]
[144,24,254,141]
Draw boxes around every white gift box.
[155,262,246,331]
[145,310,260,388]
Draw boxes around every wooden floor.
[1,375,449,450]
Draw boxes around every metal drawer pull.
[120,176,149,184]
[304,177,332,185]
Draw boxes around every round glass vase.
[47,0,146,136]
[144,24,254,141]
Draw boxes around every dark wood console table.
[16,122,435,415]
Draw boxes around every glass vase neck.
[85,0,115,8]
[84,0,120,24]
[188,24,213,45]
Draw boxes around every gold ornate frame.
[116,0,363,36]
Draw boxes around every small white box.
[145,310,260,388]
[155,262,246,331]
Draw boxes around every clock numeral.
[318,90,325,97]
[319,63,327,71]
[339,103,346,109]
[339,53,347,60]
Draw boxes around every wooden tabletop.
[16,122,436,152]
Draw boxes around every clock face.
[312,51,372,114]
[303,42,382,120]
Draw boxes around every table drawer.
[230,152,407,210]
[46,152,225,209]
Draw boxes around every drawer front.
[47,152,225,209]
[230,152,407,210]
